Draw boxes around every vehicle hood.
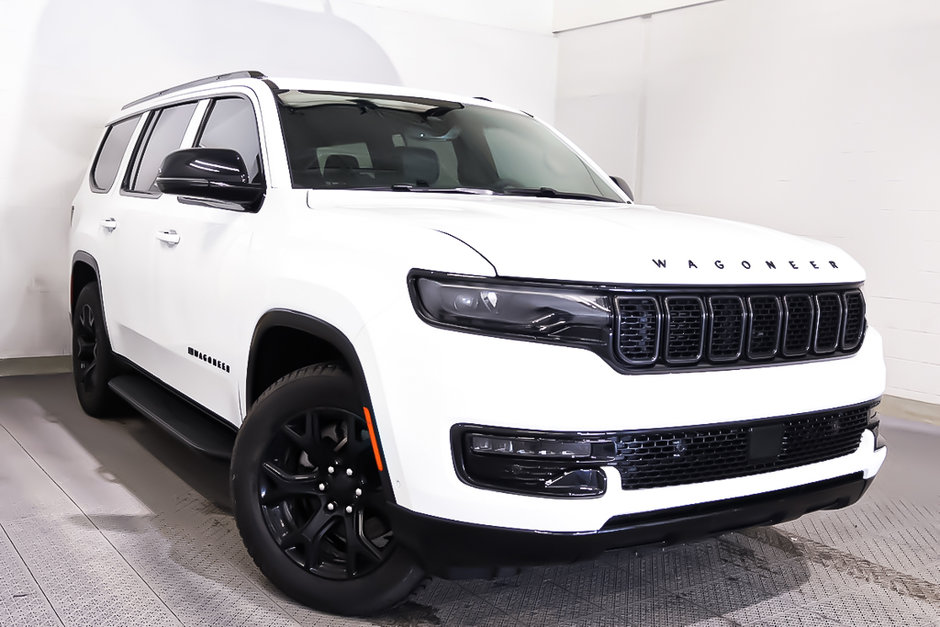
[307,191,865,285]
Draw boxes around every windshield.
[275,90,624,202]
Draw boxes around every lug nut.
[326,502,335,511]
[355,488,362,497]
[345,505,353,514]
[327,466,334,474]
[345,468,353,476]
[318,483,326,491]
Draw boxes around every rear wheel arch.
[70,251,100,312]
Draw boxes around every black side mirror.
[610,176,634,201]
[156,148,264,206]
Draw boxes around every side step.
[109,375,236,459]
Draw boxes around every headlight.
[409,271,612,346]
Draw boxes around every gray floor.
[0,375,937,627]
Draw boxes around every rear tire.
[231,364,425,616]
[71,282,121,417]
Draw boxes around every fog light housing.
[868,403,886,450]
[469,435,593,458]
[454,427,615,497]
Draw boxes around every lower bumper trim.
[387,473,871,578]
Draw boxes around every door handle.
[100,218,118,232]
[156,229,180,246]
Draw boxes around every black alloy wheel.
[231,364,424,615]
[71,282,120,416]
[259,407,393,579]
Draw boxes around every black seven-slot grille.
[614,287,865,369]
[615,404,870,490]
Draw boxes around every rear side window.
[197,98,264,184]
[90,115,140,193]
[127,102,198,194]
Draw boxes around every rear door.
[108,101,202,371]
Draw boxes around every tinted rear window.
[90,115,140,193]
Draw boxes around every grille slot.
[664,297,705,364]
[707,296,746,361]
[615,297,660,365]
[747,296,781,359]
[613,286,865,370]
[842,290,865,350]
[616,404,870,490]
[814,293,843,354]
[782,294,814,357]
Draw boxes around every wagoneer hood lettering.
[309,192,865,285]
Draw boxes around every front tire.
[71,282,121,416]
[231,364,425,616]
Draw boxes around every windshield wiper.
[352,184,495,195]
[499,186,613,202]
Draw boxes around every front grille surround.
[612,284,865,371]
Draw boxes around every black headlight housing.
[408,271,613,348]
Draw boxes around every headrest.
[323,154,360,184]
[395,147,439,186]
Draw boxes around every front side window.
[197,97,264,184]
[91,115,141,192]
[276,90,623,202]
[127,102,198,194]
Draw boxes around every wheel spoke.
[279,507,336,550]
[283,411,330,459]
[342,509,384,576]
[79,304,95,333]
[80,360,97,385]
[76,337,96,361]
[302,519,334,570]
[261,462,323,504]
[334,412,370,461]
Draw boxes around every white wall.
[556,0,940,405]
[0,0,556,359]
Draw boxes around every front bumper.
[389,473,873,578]
[355,301,886,533]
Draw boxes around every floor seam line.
[0,521,66,627]
[0,422,185,626]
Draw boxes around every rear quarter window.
[90,115,140,193]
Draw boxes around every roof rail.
[122,70,267,110]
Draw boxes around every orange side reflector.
[363,407,384,472]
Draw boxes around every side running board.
[109,375,236,459]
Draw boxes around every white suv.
[69,71,887,616]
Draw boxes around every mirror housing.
[610,176,634,201]
[156,148,264,206]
